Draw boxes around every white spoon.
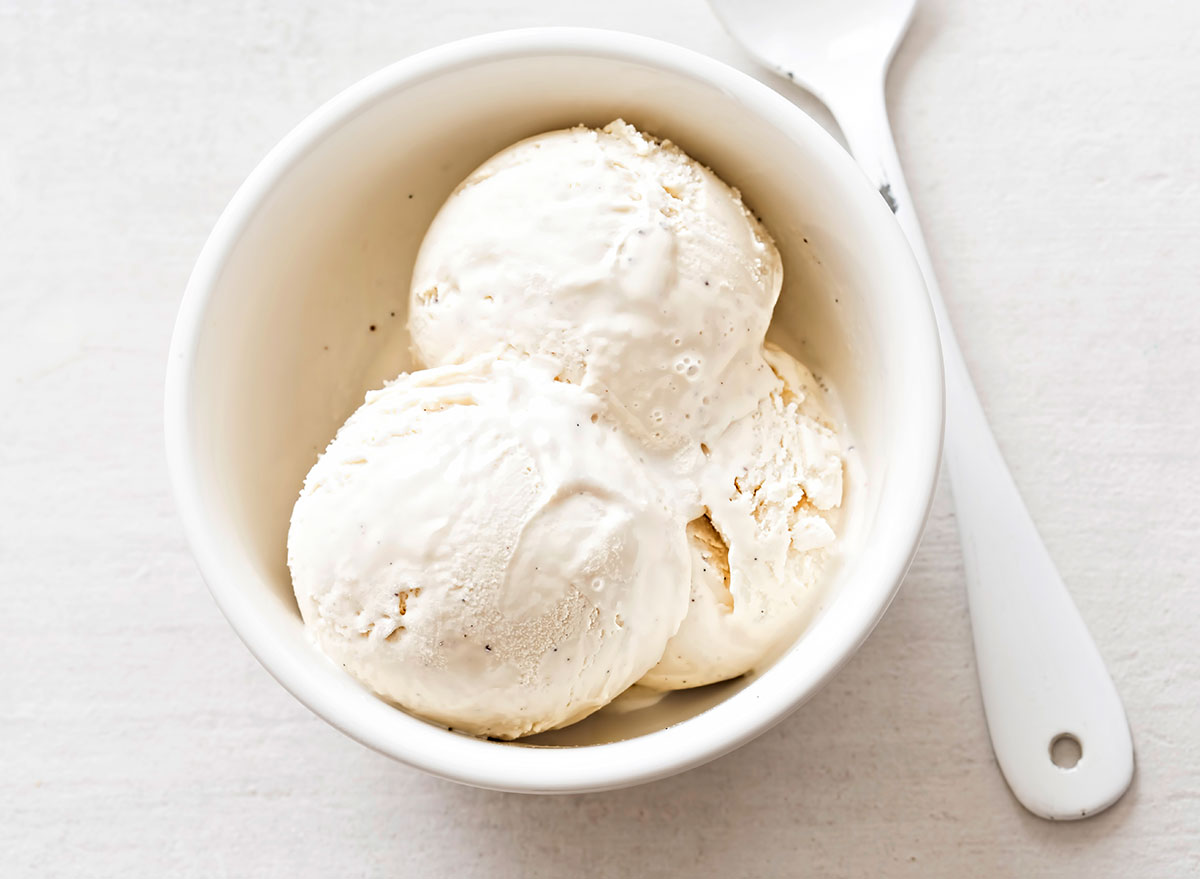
[708,0,1133,820]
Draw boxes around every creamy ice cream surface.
[640,343,845,691]
[287,356,691,738]
[289,121,849,736]
[408,120,783,461]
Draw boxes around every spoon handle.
[827,83,1133,820]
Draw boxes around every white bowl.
[165,28,943,792]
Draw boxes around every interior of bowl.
[174,35,937,768]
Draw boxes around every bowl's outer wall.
[166,30,943,791]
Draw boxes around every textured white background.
[2,0,1198,876]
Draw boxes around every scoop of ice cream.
[287,355,691,738]
[639,343,844,691]
[408,119,782,459]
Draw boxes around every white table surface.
[3,0,1198,875]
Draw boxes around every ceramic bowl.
[165,27,943,792]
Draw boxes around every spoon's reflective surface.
[709,0,1133,820]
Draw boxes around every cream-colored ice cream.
[408,120,782,460]
[290,121,847,736]
[640,343,844,691]
[287,355,691,738]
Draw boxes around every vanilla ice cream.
[408,120,782,459]
[287,356,691,738]
[639,343,844,691]
[290,121,848,736]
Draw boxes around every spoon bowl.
[710,0,915,103]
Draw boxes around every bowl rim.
[165,26,944,793]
